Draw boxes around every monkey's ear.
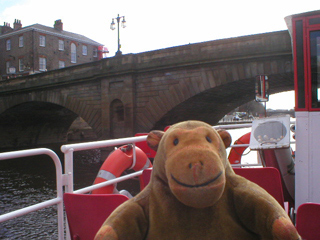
[147,130,164,151]
[217,129,232,148]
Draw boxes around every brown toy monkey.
[95,120,301,240]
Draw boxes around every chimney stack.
[54,19,63,31]
[1,22,13,34]
[13,19,22,30]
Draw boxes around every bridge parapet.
[0,31,292,95]
[136,30,292,68]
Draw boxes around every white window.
[71,43,76,63]
[6,61,10,73]
[93,48,98,57]
[82,45,87,55]
[19,59,24,72]
[39,35,45,47]
[6,39,11,50]
[39,57,46,71]
[19,36,24,47]
[59,39,64,51]
[59,60,65,69]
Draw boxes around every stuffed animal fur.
[95,120,301,240]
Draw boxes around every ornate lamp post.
[110,14,126,56]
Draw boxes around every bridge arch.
[0,88,102,140]
[0,85,104,149]
[137,61,293,131]
[152,72,294,130]
[0,101,79,149]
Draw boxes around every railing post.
[129,143,137,169]
[64,148,74,193]
[0,148,65,240]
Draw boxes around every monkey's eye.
[173,138,179,146]
[206,136,212,143]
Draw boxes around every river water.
[0,147,141,240]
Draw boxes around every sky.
[0,0,317,110]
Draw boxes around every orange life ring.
[228,132,251,165]
[92,144,152,194]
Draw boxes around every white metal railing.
[0,136,149,240]
[61,135,149,240]
[61,135,147,193]
[0,148,64,240]
[73,170,144,194]
[214,123,253,130]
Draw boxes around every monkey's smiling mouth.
[171,171,222,188]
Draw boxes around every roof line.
[0,24,103,46]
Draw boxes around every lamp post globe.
[110,14,126,56]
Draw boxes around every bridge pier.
[101,75,136,139]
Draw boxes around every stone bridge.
[0,30,293,150]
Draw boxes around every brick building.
[0,19,108,79]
